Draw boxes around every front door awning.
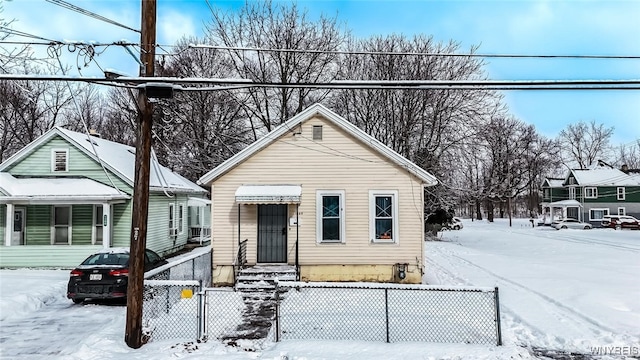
[235,185,302,204]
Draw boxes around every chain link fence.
[142,248,212,341]
[274,282,502,345]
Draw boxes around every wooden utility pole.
[125,0,156,349]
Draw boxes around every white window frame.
[568,187,576,200]
[618,207,626,216]
[52,205,72,245]
[51,148,69,172]
[584,187,597,199]
[369,190,399,244]
[169,203,177,237]
[178,204,184,234]
[93,205,103,245]
[617,187,625,200]
[589,208,609,221]
[316,190,345,243]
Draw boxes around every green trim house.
[541,162,640,226]
[0,127,210,268]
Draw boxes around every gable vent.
[312,125,323,140]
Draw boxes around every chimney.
[89,129,101,138]
[621,164,629,173]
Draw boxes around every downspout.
[295,203,300,281]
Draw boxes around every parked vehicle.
[67,248,167,304]
[553,219,593,230]
[449,217,464,230]
[601,215,640,230]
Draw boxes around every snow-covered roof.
[198,103,438,187]
[0,173,130,204]
[566,168,640,186]
[542,178,564,188]
[0,127,206,194]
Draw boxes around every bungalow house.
[0,127,210,268]
[541,162,640,226]
[198,104,438,286]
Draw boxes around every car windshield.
[81,253,129,266]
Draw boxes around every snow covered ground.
[1,218,638,359]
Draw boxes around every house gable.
[198,103,438,187]
[6,135,132,193]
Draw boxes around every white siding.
[210,115,425,267]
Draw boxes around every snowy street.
[425,219,640,356]
[1,218,639,359]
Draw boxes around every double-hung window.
[617,187,625,200]
[169,203,177,237]
[316,190,345,243]
[370,190,399,243]
[53,206,71,244]
[178,204,184,234]
[568,187,576,200]
[584,187,597,198]
[94,205,103,245]
[589,208,609,221]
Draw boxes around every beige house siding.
[210,115,425,279]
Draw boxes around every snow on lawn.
[1,219,638,359]
[425,218,640,356]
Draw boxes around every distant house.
[198,104,438,286]
[541,162,640,226]
[0,127,210,268]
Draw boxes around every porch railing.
[188,227,211,242]
[232,239,248,285]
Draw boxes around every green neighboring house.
[541,162,640,226]
[0,127,210,268]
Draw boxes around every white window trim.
[51,205,72,245]
[169,203,177,237]
[618,207,626,216]
[617,187,626,200]
[584,187,597,199]
[51,148,69,172]
[92,205,105,245]
[369,190,399,244]
[178,203,184,234]
[588,208,609,221]
[568,187,576,200]
[316,190,346,243]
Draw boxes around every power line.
[45,0,140,34]
[1,74,638,90]
[190,44,640,60]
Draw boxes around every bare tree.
[615,141,640,169]
[558,120,614,169]
[153,37,252,181]
[205,0,348,136]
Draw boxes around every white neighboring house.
[198,103,438,286]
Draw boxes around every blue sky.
[3,0,639,145]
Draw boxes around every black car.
[67,248,167,304]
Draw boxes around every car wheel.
[453,225,460,230]
[561,225,567,229]
[72,298,84,304]
[584,226,591,230]
[615,225,621,230]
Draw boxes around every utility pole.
[125,0,156,349]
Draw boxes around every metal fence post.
[385,288,390,343]
[275,284,281,342]
[197,290,203,340]
[494,286,502,346]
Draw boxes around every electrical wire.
[45,0,140,33]
[189,44,640,60]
